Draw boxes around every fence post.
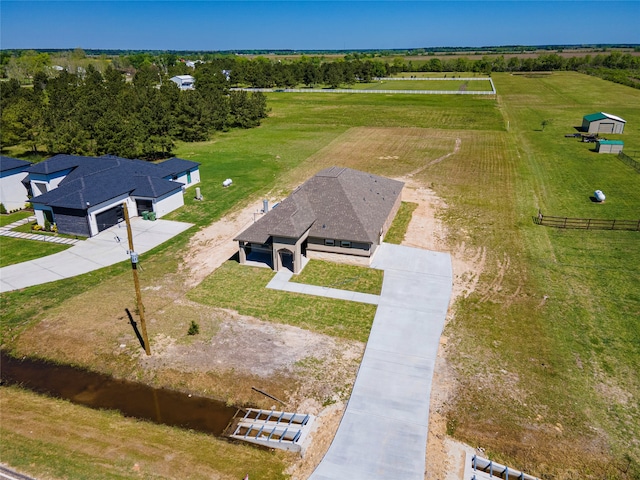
[563,217,567,228]
[611,219,616,230]
[587,218,591,230]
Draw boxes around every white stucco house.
[0,156,31,212]
[26,154,200,237]
[170,75,196,90]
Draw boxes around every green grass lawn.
[385,201,418,244]
[290,260,383,295]
[0,211,31,227]
[0,237,70,268]
[188,261,377,342]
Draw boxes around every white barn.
[582,112,626,134]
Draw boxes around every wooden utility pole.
[123,203,151,355]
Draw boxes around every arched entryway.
[279,249,294,272]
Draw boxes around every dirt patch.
[181,199,276,288]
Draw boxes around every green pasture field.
[354,79,494,91]
[1,71,639,479]
[165,92,502,226]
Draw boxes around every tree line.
[194,52,640,89]
[0,63,267,159]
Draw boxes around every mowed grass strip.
[290,260,383,295]
[385,201,418,244]
[188,261,376,342]
[0,386,289,480]
[354,79,494,91]
[0,210,31,227]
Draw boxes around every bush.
[0,203,7,215]
[187,320,200,336]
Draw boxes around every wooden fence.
[618,151,640,173]
[535,212,640,231]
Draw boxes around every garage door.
[95,205,124,232]
[598,123,614,133]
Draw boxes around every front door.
[279,250,294,272]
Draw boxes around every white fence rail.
[232,87,495,95]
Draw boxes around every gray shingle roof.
[0,156,31,173]
[27,155,193,210]
[235,167,403,244]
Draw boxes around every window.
[324,239,335,246]
[341,241,351,248]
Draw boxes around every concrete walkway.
[267,270,380,305]
[0,216,80,245]
[266,243,453,480]
[0,218,193,293]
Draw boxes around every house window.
[324,239,335,246]
[341,241,351,248]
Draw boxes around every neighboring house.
[0,156,31,211]
[26,154,200,237]
[582,112,626,134]
[235,167,404,274]
[170,75,195,90]
[596,139,624,154]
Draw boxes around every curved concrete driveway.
[0,218,193,293]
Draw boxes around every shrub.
[0,203,7,214]
[187,320,200,336]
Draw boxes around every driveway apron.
[0,218,193,293]
[309,243,452,480]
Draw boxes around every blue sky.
[1,1,639,51]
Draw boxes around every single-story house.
[596,139,624,154]
[235,167,404,274]
[0,156,31,211]
[26,154,200,237]
[582,112,626,134]
[170,75,195,90]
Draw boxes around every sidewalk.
[0,216,80,245]
[266,269,380,305]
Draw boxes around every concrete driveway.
[308,243,453,480]
[0,217,193,293]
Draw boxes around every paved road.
[0,217,193,293]
[268,243,453,480]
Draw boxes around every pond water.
[0,351,237,436]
